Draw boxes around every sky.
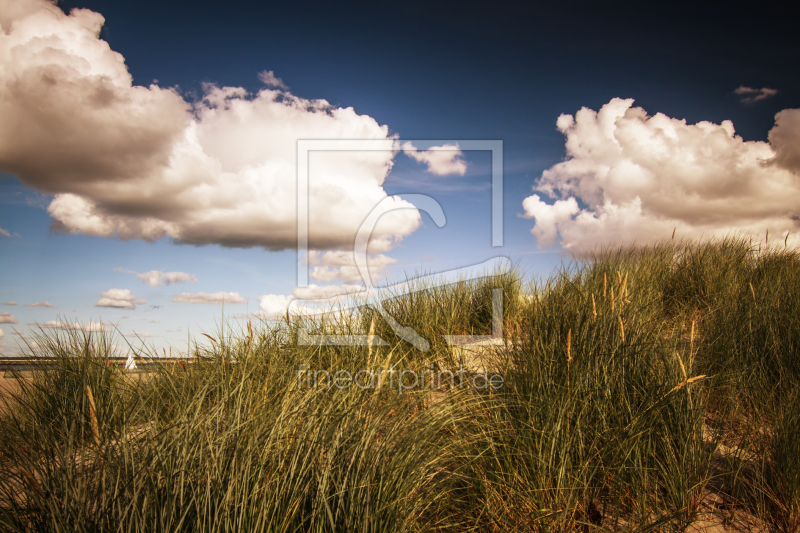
[0,0,798,355]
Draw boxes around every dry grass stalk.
[669,375,707,394]
[566,329,572,363]
[591,294,597,320]
[611,286,615,312]
[603,273,607,299]
[618,316,624,343]
[690,319,695,354]
[749,282,757,305]
[86,385,100,446]
[367,318,375,359]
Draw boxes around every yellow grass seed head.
[676,352,688,381]
[375,348,394,394]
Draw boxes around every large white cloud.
[0,312,17,324]
[523,98,800,252]
[95,288,146,309]
[0,0,420,252]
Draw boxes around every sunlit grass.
[1,236,799,531]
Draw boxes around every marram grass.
[1,236,799,532]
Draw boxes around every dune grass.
[1,236,799,531]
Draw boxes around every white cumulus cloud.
[0,227,10,237]
[0,0,420,253]
[0,328,4,338]
[734,86,778,103]
[523,98,800,253]
[171,291,246,304]
[3,301,16,305]
[402,142,467,176]
[95,288,145,309]
[257,294,294,320]
[307,250,397,283]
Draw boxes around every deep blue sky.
[1,0,797,353]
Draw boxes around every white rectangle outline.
[296,139,503,287]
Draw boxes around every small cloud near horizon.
[95,289,146,310]
[26,301,54,308]
[123,331,153,338]
[115,268,198,287]
[171,292,246,305]
[3,301,16,305]
[41,320,108,332]
[0,312,19,324]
